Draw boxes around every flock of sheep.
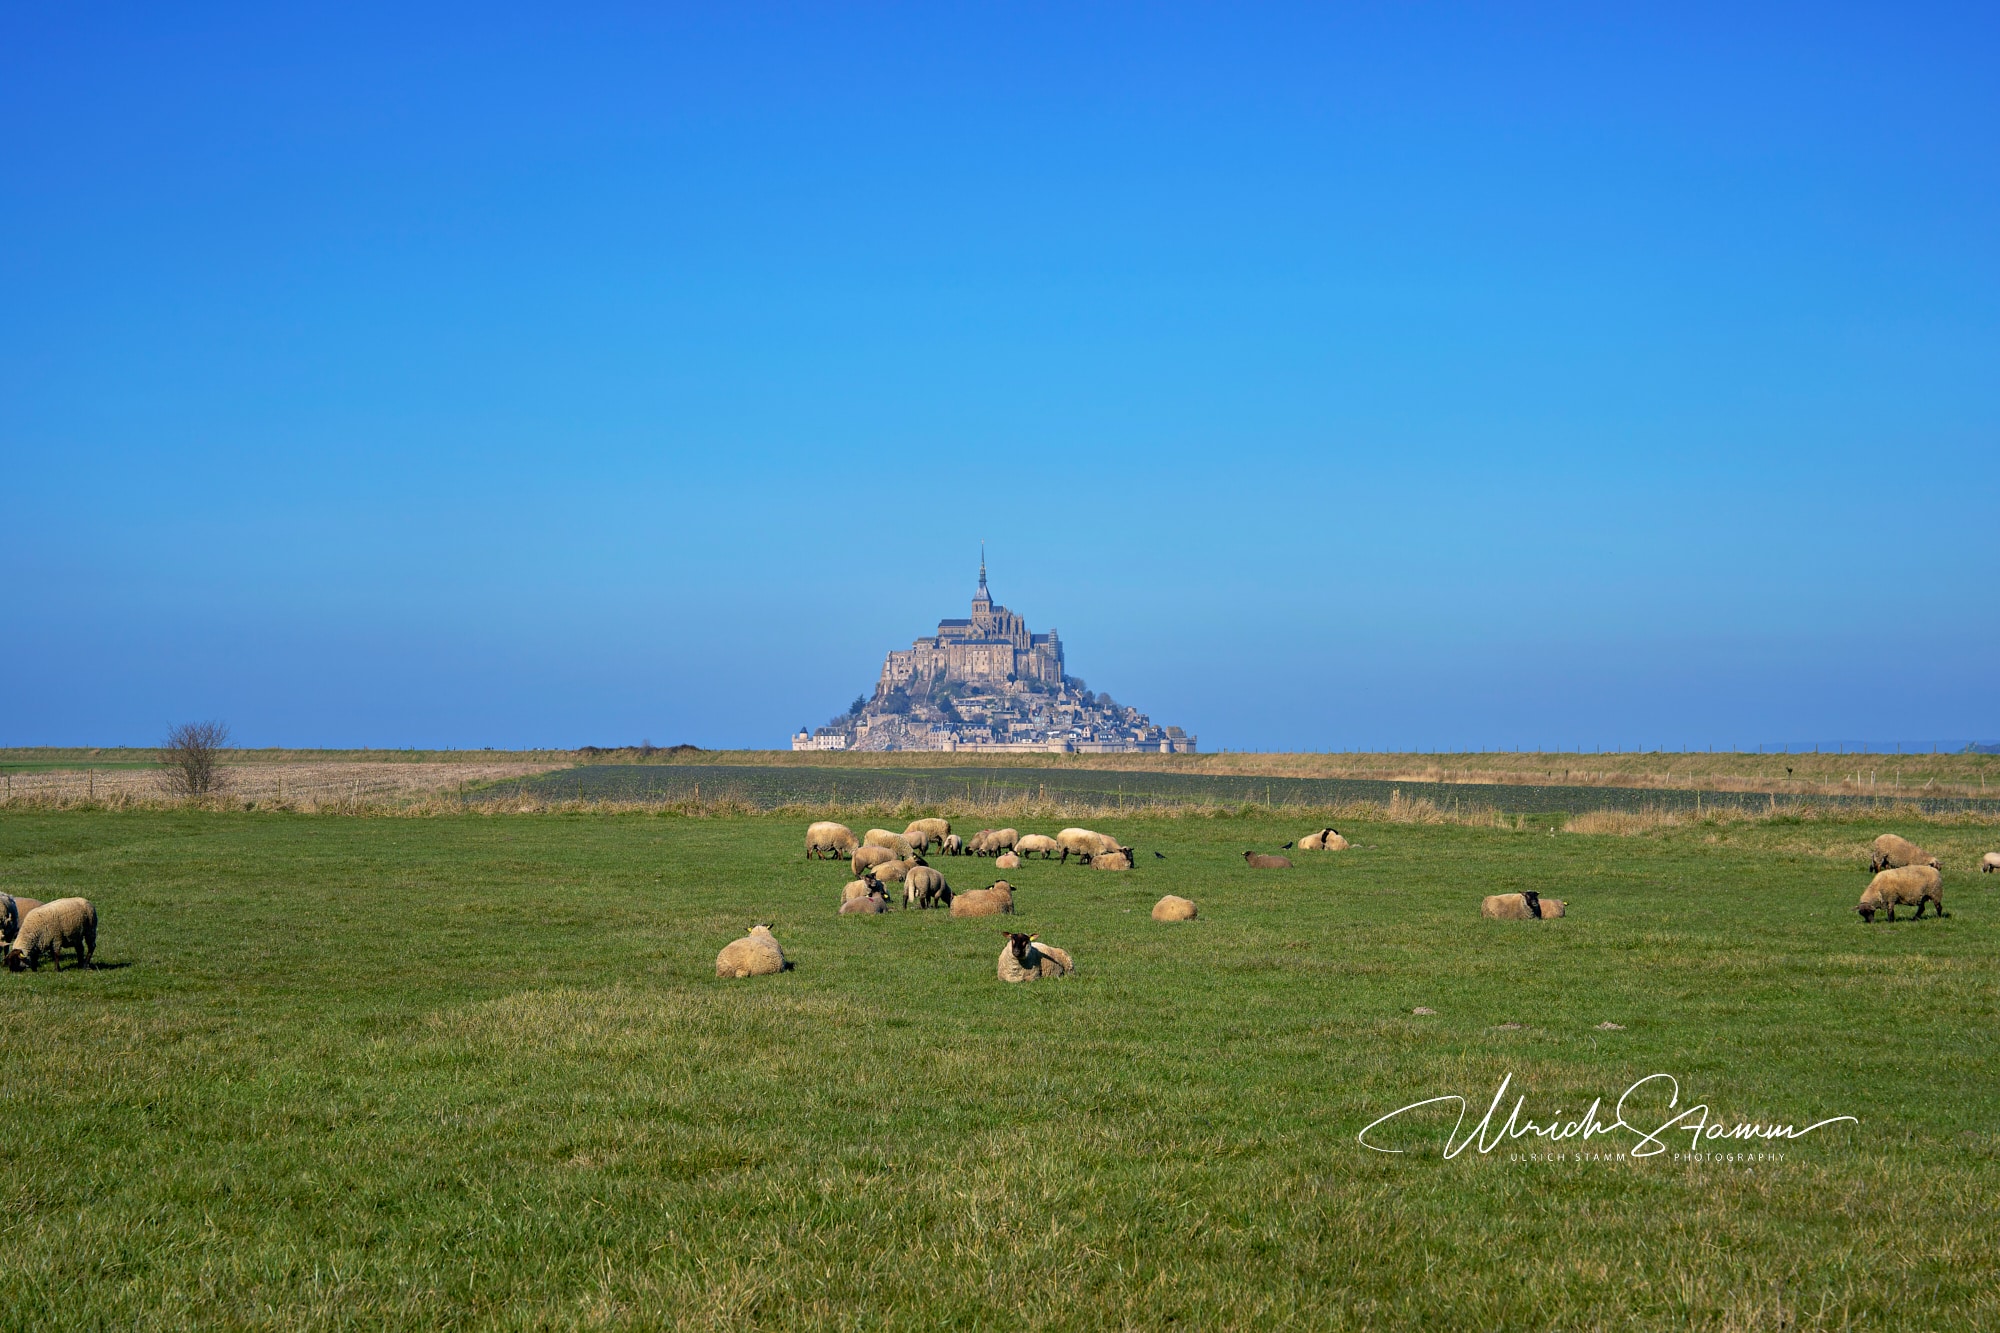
[0,894,97,971]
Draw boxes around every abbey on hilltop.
[793,553,1197,754]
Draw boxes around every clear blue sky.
[3,3,1995,751]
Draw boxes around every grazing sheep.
[1297,828,1350,852]
[968,828,1020,857]
[1242,851,1293,869]
[1056,828,1122,864]
[950,883,1015,917]
[1481,891,1563,921]
[1984,852,2000,874]
[994,852,1021,869]
[805,821,859,860]
[840,890,890,915]
[1858,866,1946,923]
[1015,834,1061,859]
[870,858,922,883]
[0,895,45,947]
[905,818,951,848]
[1152,895,1197,922]
[851,845,899,876]
[863,829,916,859]
[841,875,885,906]
[904,865,952,910]
[4,898,96,972]
[997,932,1073,982]
[715,924,788,978]
[940,834,965,857]
[1870,833,1941,873]
[1090,851,1132,871]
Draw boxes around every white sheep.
[1297,828,1350,851]
[5,898,96,971]
[715,924,788,978]
[805,822,860,860]
[905,818,951,849]
[904,865,951,910]
[851,845,899,876]
[940,834,965,856]
[997,932,1073,982]
[1870,833,1940,873]
[950,883,1015,917]
[968,828,1020,857]
[1089,851,1132,871]
[1151,895,1197,921]
[1055,828,1121,863]
[863,829,916,859]
[1983,852,2000,874]
[994,852,1021,869]
[1857,866,1945,923]
[1481,891,1564,920]
[1014,834,1061,859]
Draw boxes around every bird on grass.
[1281,841,1294,850]
[1153,851,1166,860]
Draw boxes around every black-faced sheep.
[1297,828,1350,851]
[1014,834,1060,859]
[1481,891,1564,920]
[950,882,1015,917]
[715,924,788,977]
[840,875,885,907]
[940,834,965,857]
[997,932,1073,982]
[0,895,45,947]
[1870,833,1941,873]
[805,822,859,860]
[5,898,95,971]
[904,865,952,910]
[1090,850,1132,871]
[1243,851,1293,869]
[840,886,890,915]
[1152,895,1197,921]
[1858,866,1945,923]
[1055,828,1122,863]
[1984,852,2000,874]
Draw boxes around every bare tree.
[160,721,231,798]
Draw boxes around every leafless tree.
[160,720,231,798]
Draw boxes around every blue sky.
[3,3,1995,750]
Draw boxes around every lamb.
[0,895,45,946]
[1984,852,2000,874]
[715,924,788,977]
[994,852,1021,869]
[863,829,917,859]
[1857,866,1946,923]
[968,828,1020,857]
[4,898,96,972]
[1090,850,1132,871]
[1481,891,1565,920]
[1242,851,1293,869]
[1014,834,1061,859]
[1152,895,1197,921]
[905,818,951,849]
[950,882,1015,917]
[997,932,1073,982]
[1055,828,1122,863]
[840,888,890,915]
[840,875,885,906]
[1297,828,1350,852]
[1870,833,1940,873]
[940,834,965,857]
[904,865,952,910]
[805,821,859,860]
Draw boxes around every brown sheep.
[1857,866,1945,923]
[997,932,1072,982]
[840,891,890,915]
[1090,851,1132,871]
[1243,851,1293,869]
[0,895,46,947]
[950,883,1015,917]
[1870,833,1940,873]
[5,898,97,971]
[1151,895,1197,921]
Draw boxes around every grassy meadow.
[1,808,1997,1329]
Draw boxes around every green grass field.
[1,810,1996,1329]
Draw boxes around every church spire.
[978,542,987,594]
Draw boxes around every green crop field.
[1,809,1996,1329]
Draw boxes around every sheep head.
[1003,932,1036,966]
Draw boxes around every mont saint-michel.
[794,557,1197,754]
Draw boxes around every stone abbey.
[794,554,1197,754]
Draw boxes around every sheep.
[863,829,917,859]
[1242,851,1293,869]
[904,865,952,910]
[968,828,1020,857]
[1481,891,1565,921]
[1152,895,1197,921]
[851,845,899,876]
[997,932,1073,982]
[1857,866,1946,923]
[841,875,885,906]
[1870,833,1940,873]
[1297,828,1350,852]
[940,834,965,856]
[805,821,860,860]
[840,889,890,915]
[0,895,45,947]
[1056,828,1122,864]
[1984,852,2000,874]
[994,852,1021,869]
[1090,850,1132,871]
[905,818,951,849]
[4,898,96,972]
[870,858,922,883]
[950,882,1015,917]
[715,924,788,978]
[1015,834,1061,859]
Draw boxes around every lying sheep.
[1090,851,1132,871]
[1481,891,1565,920]
[1056,828,1121,864]
[940,834,965,857]
[1152,895,1197,921]
[904,865,952,910]
[715,924,788,978]
[905,818,951,848]
[950,882,1015,917]
[851,845,899,876]
[1857,866,1946,923]
[968,828,1020,857]
[805,821,859,860]
[1870,833,1941,873]
[1243,851,1293,869]
[994,852,1021,869]
[840,889,890,915]
[1297,828,1350,852]
[1984,852,2000,874]
[5,898,96,971]
[997,932,1073,982]
[863,829,917,859]
[1015,834,1061,859]
[840,875,885,906]
[0,895,45,947]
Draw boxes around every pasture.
[1,809,1996,1329]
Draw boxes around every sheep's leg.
[1908,899,1926,920]
[1885,906,1896,922]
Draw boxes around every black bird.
[1281,841,1294,850]
[1153,851,1166,859]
